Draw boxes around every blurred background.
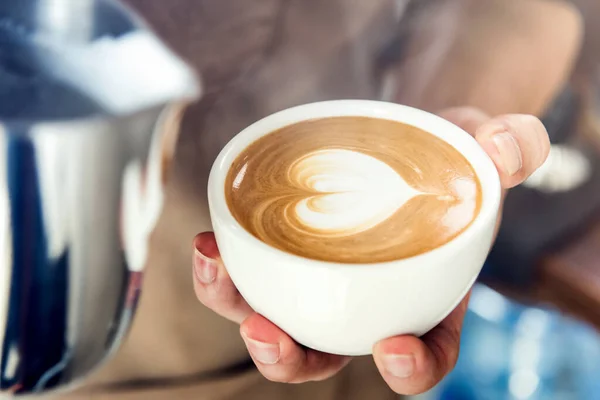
[412,285,600,400]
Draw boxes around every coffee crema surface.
[225,117,482,263]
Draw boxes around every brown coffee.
[225,116,482,263]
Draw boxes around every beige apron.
[54,0,581,398]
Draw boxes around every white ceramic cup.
[208,100,501,356]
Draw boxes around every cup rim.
[208,100,501,270]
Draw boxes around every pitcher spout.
[36,0,201,118]
[38,27,202,117]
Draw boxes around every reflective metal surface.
[0,0,199,395]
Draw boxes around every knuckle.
[520,116,550,169]
[502,114,550,172]
[386,375,440,397]
[392,383,434,396]
[442,107,489,135]
[203,286,235,312]
[194,277,229,308]
[216,278,246,308]
[518,113,541,127]
[499,114,539,136]
[259,369,282,383]
[492,115,515,132]
[195,288,217,309]
[431,327,461,378]
[260,366,298,384]
[196,266,252,323]
[537,130,551,166]
[192,280,210,303]
[200,281,251,322]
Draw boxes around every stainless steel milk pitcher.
[0,0,200,395]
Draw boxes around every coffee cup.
[208,100,501,356]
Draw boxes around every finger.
[438,107,491,136]
[373,292,470,395]
[192,232,253,324]
[240,314,352,383]
[475,114,550,189]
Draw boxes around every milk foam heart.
[225,116,483,263]
[291,149,422,236]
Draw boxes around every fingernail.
[382,354,415,378]
[194,249,217,284]
[492,133,523,176]
[243,336,280,365]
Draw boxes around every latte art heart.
[225,117,482,263]
[290,149,422,236]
